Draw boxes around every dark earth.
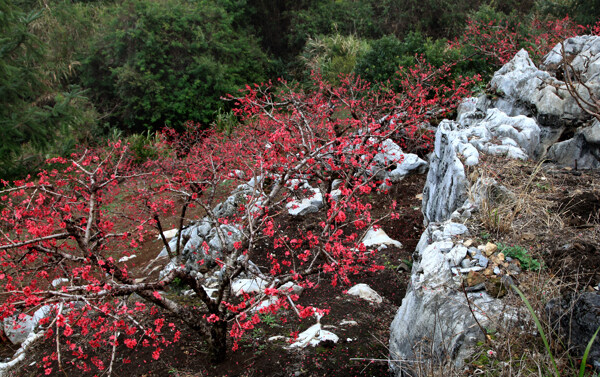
[4,159,600,377]
[5,175,426,377]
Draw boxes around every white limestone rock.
[492,44,600,128]
[286,180,324,216]
[373,139,428,190]
[231,278,269,296]
[157,228,178,240]
[3,305,52,345]
[422,120,470,224]
[287,323,339,349]
[278,282,304,296]
[346,283,383,304]
[360,227,402,249]
[547,119,600,169]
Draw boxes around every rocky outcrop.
[488,36,600,168]
[547,119,600,169]
[547,292,600,370]
[390,36,600,375]
[422,107,540,224]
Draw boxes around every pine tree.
[0,0,79,179]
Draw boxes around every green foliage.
[80,0,268,133]
[372,0,486,39]
[31,0,102,86]
[212,108,239,136]
[287,0,380,56]
[169,277,189,294]
[125,131,164,165]
[536,0,599,26]
[353,35,407,83]
[259,313,279,328]
[300,33,370,84]
[498,243,542,271]
[354,32,473,84]
[0,0,93,179]
[580,325,600,377]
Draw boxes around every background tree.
[80,0,269,133]
[0,0,87,179]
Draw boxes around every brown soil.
[8,175,425,377]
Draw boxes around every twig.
[461,277,490,344]
[106,330,120,377]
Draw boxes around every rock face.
[422,108,540,224]
[388,222,511,375]
[547,292,600,370]
[547,119,600,169]
[373,139,428,184]
[390,36,600,375]
[2,305,52,345]
[488,36,600,168]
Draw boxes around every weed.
[260,314,279,328]
[479,231,491,241]
[511,286,600,377]
[497,243,541,271]
[169,277,190,294]
[535,182,550,191]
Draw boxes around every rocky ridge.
[389,35,600,376]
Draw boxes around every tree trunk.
[209,319,228,363]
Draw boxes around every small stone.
[521,233,535,241]
[501,275,515,288]
[463,239,474,247]
[485,277,508,298]
[490,253,505,265]
[347,283,383,303]
[476,255,489,268]
[484,242,498,256]
[506,256,513,262]
[483,268,494,276]
[453,266,484,275]
[279,282,304,296]
[465,282,486,292]
[461,258,473,268]
[466,271,485,287]
[493,267,501,275]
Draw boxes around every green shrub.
[354,35,410,84]
[287,0,380,55]
[80,0,268,133]
[354,32,470,84]
[300,33,370,85]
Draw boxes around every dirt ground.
[6,175,425,377]
[5,156,600,377]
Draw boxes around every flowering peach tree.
[450,16,589,66]
[0,69,474,374]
